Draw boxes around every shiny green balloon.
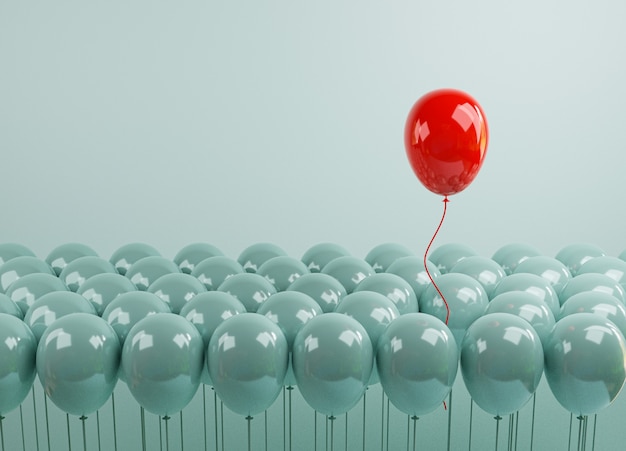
[45,243,99,276]
[25,291,96,341]
[559,273,626,306]
[237,243,287,273]
[37,313,120,417]
[353,273,418,315]
[491,273,561,318]
[450,256,506,299]
[0,313,37,415]
[125,256,181,291]
[122,313,204,416]
[556,243,605,277]
[0,256,54,293]
[292,313,373,416]
[147,273,207,314]
[217,273,276,313]
[514,256,572,297]
[77,273,137,316]
[208,313,288,416]
[0,243,35,266]
[0,293,23,319]
[321,256,375,294]
[492,243,542,276]
[386,256,441,301]
[461,313,544,416]
[577,256,626,287]
[59,256,117,292]
[365,243,413,273]
[110,243,161,276]
[301,243,350,273]
[257,256,310,292]
[560,291,626,338]
[429,243,478,274]
[377,313,457,416]
[192,256,244,290]
[420,273,489,345]
[6,273,68,316]
[287,273,347,313]
[544,313,626,415]
[173,243,223,274]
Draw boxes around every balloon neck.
[443,196,449,203]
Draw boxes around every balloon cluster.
[1,241,626,420]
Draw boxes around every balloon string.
[424,196,450,325]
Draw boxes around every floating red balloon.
[404,89,488,196]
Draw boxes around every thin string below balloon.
[424,195,451,325]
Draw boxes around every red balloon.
[404,89,488,196]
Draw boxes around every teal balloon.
[77,273,137,316]
[560,292,626,338]
[301,243,350,273]
[122,313,204,416]
[173,243,223,274]
[147,273,207,314]
[577,256,626,287]
[461,313,544,416]
[25,291,96,341]
[353,273,418,315]
[492,243,542,275]
[6,273,68,316]
[258,256,310,292]
[429,243,478,274]
[485,292,555,344]
[544,313,626,415]
[45,243,98,276]
[192,256,244,290]
[450,256,506,299]
[559,273,626,306]
[0,243,35,266]
[365,243,413,273]
[321,256,375,294]
[287,273,347,313]
[386,256,441,301]
[292,313,373,416]
[491,273,561,318]
[36,313,120,417]
[0,313,37,415]
[420,273,489,345]
[238,243,287,273]
[125,256,181,291]
[0,256,54,293]
[59,256,117,292]
[0,293,23,319]
[514,256,572,297]
[556,243,606,277]
[377,313,457,416]
[208,313,288,416]
[217,273,276,313]
[110,243,161,276]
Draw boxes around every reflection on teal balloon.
[377,313,457,416]
[0,293,23,319]
[429,243,478,274]
[461,313,544,416]
[238,243,287,273]
[173,243,223,274]
[59,256,117,292]
[577,256,626,287]
[544,313,626,415]
[6,273,68,316]
[293,313,373,416]
[25,291,96,341]
[192,256,244,290]
[301,243,350,273]
[560,291,626,338]
[420,273,489,345]
[77,273,137,316]
[365,243,413,273]
[0,243,35,266]
[258,256,310,292]
[492,243,542,275]
[450,256,506,299]
[386,256,441,301]
[321,256,375,294]
[559,273,626,306]
[287,273,347,313]
[218,273,276,313]
[555,243,605,277]
[122,313,204,416]
[353,273,418,315]
[208,313,288,416]
[0,256,54,293]
[125,256,181,291]
[37,313,120,417]
[0,313,37,415]
[491,273,561,318]
[147,273,207,314]
[514,256,572,297]
[485,292,555,344]
[109,243,161,276]
[45,243,99,276]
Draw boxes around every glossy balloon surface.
[147,272,207,314]
[0,256,54,293]
[217,273,276,313]
[321,256,374,294]
[353,273,418,315]
[0,293,23,318]
[560,291,626,338]
[257,256,310,292]
[577,256,626,286]
[386,256,441,301]
[77,273,137,316]
[125,256,181,291]
[6,273,68,316]
[491,273,561,318]
[555,243,605,277]
[287,273,347,313]
[450,256,506,299]
[301,243,350,273]
[492,243,542,275]
[191,256,244,291]
[429,243,478,274]
[173,243,223,274]
[109,243,161,276]
[514,256,572,297]
[59,256,117,292]
[237,243,287,273]
[0,243,35,266]
[25,291,97,341]
[559,273,626,306]
[365,243,413,273]
[45,243,98,276]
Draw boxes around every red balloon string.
[424,196,450,325]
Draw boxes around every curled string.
[424,196,450,325]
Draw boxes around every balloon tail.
[44,388,51,451]
[246,416,253,451]
[345,412,348,451]
[446,391,453,451]
[66,414,72,451]
[468,400,473,451]
[424,196,450,324]
[202,386,207,451]
[19,405,26,451]
[140,407,146,451]
[96,411,102,451]
[163,416,171,451]
[111,392,118,451]
[32,386,41,451]
[1,415,5,451]
[80,416,87,451]
[494,415,502,451]
[265,410,269,451]
[180,411,184,451]
[530,393,536,451]
[213,389,219,451]
[288,386,293,451]
[591,415,598,451]
[362,389,367,451]
[412,416,419,451]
